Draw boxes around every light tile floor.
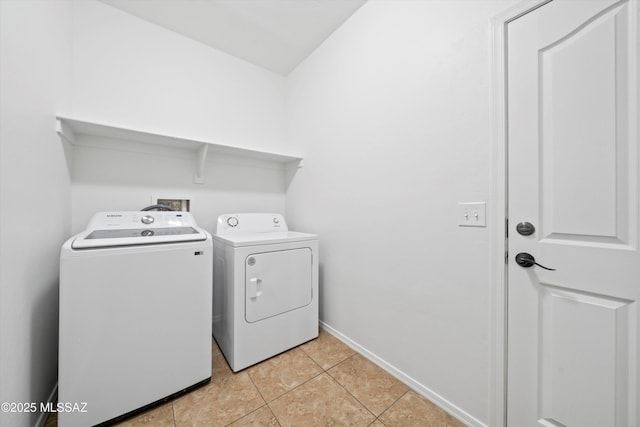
[46,329,465,427]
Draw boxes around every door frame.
[489,1,552,426]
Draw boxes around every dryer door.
[245,248,312,323]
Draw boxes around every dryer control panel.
[216,213,288,235]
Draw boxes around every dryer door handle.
[248,277,263,299]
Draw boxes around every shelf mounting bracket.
[56,118,75,144]
[194,143,208,184]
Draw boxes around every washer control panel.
[216,213,288,235]
[71,211,208,249]
[86,211,196,229]
[141,215,155,225]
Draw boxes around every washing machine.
[59,211,212,427]
[212,213,318,372]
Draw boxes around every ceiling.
[99,0,367,76]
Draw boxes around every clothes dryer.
[212,213,318,371]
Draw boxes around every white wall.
[70,138,288,233]
[0,1,73,426]
[285,1,517,425]
[69,0,289,233]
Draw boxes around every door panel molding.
[538,282,633,426]
[539,2,635,247]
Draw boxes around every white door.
[507,1,639,426]
[245,248,312,323]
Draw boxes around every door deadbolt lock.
[516,222,535,236]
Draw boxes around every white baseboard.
[319,321,486,427]
[34,382,57,427]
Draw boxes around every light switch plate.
[458,202,486,227]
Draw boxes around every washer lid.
[71,211,208,249]
[71,227,208,249]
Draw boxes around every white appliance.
[59,211,212,427]
[212,213,318,372]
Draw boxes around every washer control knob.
[141,215,154,225]
[273,217,280,224]
[227,216,239,227]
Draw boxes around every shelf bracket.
[56,118,75,144]
[56,118,76,174]
[194,143,208,184]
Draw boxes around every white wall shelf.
[55,116,303,184]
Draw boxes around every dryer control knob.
[227,217,238,227]
[141,215,155,225]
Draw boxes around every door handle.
[248,277,262,298]
[515,252,556,271]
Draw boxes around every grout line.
[246,370,268,404]
[377,389,410,421]
[371,418,388,427]
[222,404,279,427]
[326,353,411,422]
[297,342,313,360]
[324,352,358,382]
[268,403,283,427]
[264,402,283,427]
[297,345,326,373]
[319,351,358,371]
[247,348,327,404]
[268,368,326,403]
[300,344,357,372]
[298,332,385,417]
[323,371,378,421]
[171,401,177,427]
